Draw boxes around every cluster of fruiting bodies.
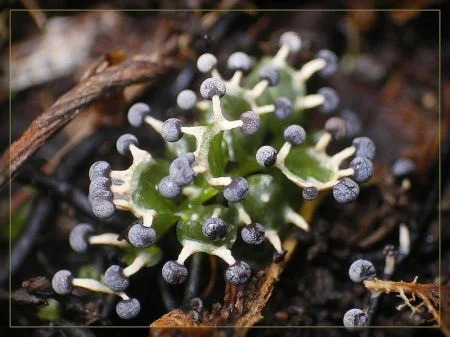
[52,32,375,320]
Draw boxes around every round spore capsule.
[259,65,280,86]
[316,49,337,77]
[91,198,115,218]
[283,124,306,145]
[169,157,195,186]
[333,178,360,204]
[391,158,416,177]
[52,270,73,295]
[350,156,374,183]
[325,117,347,140]
[69,223,94,252]
[200,78,226,99]
[241,223,265,245]
[240,111,261,136]
[197,53,217,73]
[348,259,376,283]
[116,298,140,320]
[88,186,113,203]
[89,161,111,181]
[182,152,195,165]
[343,308,368,327]
[202,217,227,241]
[116,134,138,155]
[104,265,129,292]
[128,223,156,248]
[227,52,252,72]
[162,260,188,285]
[225,261,251,285]
[158,176,181,199]
[177,90,197,110]
[279,31,302,52]
[274,97,293,120]
[256,146,278,167]
[317,87,339,114]
[89,176,111,194]
[161,118,183,142]
[223,177,249,202]
[352,137,376,160]
[302,186,319,200]
[341,109,362,138]
[127,102,150,127]
[88,176,113,203]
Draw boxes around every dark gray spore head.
[116,134,138,155]
[343,308,368,327]
[348,259,376,283]
[316,49,338,77]
[227,52,252,72]
[352,137,376,160]
[89,161,111,181]
[259,65,280,86]
[256,146,278,167]
[240,111,261,136]
[161,118,183,142]
[350,156,374,183]
[169,157,195,186]
[128,223,156,248]
[241,223,265,245]
[200,78,226,99]
[391,158,416,178]
[197,53,217,73]
[52,270,73,295]
[318,87,339,113]
[279,31,302,52]
[162,260,188,285]
[116,298,141,320]
[104,265,129,292]
[223,177,249,202]
[91,198,115,218]
[283,124,306,146]
[128,102,151,127]
[302,186,319,200]
[158,176,181,199]
[202,217,228,241]
[274,97,293,120]
[69,223,94,252]
[225,261,252,285]
[341,109,362,138]
[333,178,360,204]
[177,90,197,110]
[325,117,347,140]
[182,152,195,165]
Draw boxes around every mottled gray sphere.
[333,178,360,204]
[52,270,73,295]
[225,261,251,285]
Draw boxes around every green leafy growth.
[131,159,175,213]
[123,245,162,267]
[284,146,335,183]
[176,205,238,253]
[239,174,296,232]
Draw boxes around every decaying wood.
[0,37,181,189]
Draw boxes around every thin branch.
[0,40,181,189]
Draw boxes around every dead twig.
[0,39,181,189]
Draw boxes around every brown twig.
[0,37,181,189]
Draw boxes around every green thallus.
[52,31,375,320]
